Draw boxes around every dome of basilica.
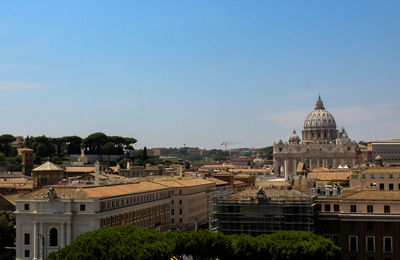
[303,95,336,129]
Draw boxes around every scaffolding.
[215,188,316,236]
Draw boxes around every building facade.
[273,96,364,178]
[15,182,171,260]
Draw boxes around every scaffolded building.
[216,187,316,236]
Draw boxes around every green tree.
[47,226,340,260]
[0,134,16,157]
[84,132,108,155]
[0,211,15,253]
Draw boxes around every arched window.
[49,228,58,247]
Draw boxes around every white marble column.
[66,222,72,245]
[60,222,65,248]
[284,160,288,180]
[39,222,44,260]
[33,221,39,260]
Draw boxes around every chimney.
[95,161,100,186]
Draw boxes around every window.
[40,177,47,185]
[316,204,321,211]
[367,205,374,213]
[24,250,30,258]
[179,190,182,195]
[24,233,30,245]
[171,200,174,206]
[350,222,357,232]
[179,200,182,205]
[361,174,366,179]
[384,236,392,252]
[389,183,394,190]
[349,236,358,252]
[366,236,375,252]
[49,228,58,247]
[367,222,374,231]
[370,174,375,179]
[179,208,183,215]
[350,205,357,213]
[334,204,340,212]
[171,190,174,196]
[325,204,331,212]
[389,174,394,179]
[24,204,30,210]
[179,218,182,223]
[380,174,385,179]
[380,183,384,190]
[80,204,86,211]
[171,209,174,215]
[384,205,391,214]
[384,223,392,232]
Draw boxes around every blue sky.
[0,1,399,149]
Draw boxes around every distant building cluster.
[1,95,400,260]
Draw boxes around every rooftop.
[18,181,169,200]
[33,161,64,172]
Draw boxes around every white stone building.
[273,96,364,178]
[15,182,171,259]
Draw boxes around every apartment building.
[154,178,215,230]
[317,166,400,260]
[15,182,171,260]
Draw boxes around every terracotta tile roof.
[213,172,234,176]
[256,181,291,187]
[360,168,400,174]
[234,174,253,178]
[19,182,169,199]
[229,169,268,173]
[311,167,330,172]
[307,172,352,181]
[155,178,214,188]
[234,180,245,186]
[84,182,168,198]
[19,187,92,199]
[33,161,64,172]
[344,190,400,200]
[0,193,20,206]
[65,166,95,173]
[206,177,229,186]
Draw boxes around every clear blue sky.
[1,1,399,149]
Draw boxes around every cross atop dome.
[315,94,325,109]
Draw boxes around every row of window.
[317,203,391,214]
[362,174,400,179]
[100,191,170,211]
[100,204,170,227]
[24,228,58,247]
[170,200,182,206]
[171,208,183,216]
[349,236,392,253]
[350,205,391,214]
[23,203,86,212]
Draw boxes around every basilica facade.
[273,96,364,177]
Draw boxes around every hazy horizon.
[1,1,399,149]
